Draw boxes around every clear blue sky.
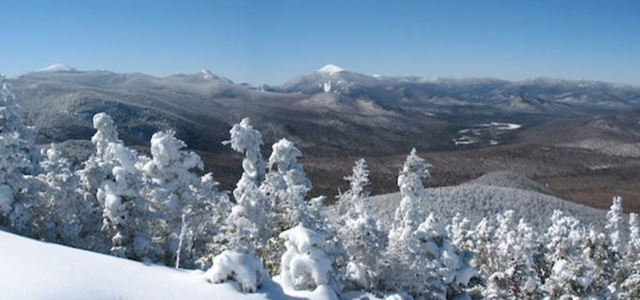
[1,0,639,85]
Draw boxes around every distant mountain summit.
[197,69,234,83]
[200,69,215,80]
[35,63,77,73]
[281,64,379,94]
[35,63,78,73]
[317,64,344,75]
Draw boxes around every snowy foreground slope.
[0,230,339,300]
[368,183,606,231]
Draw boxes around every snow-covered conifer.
[142,130,228,266]
[382,149,440,297]
[99,142,146,259]
[32,144,95,248]
[581,228,618,298]
[0,79,39,231]
[222,117,266,201]
[621,216,640,299]
[214,118,269,256]
[626,213,640,265]
[336,158,385,291]
[258,138,315,274]
[279,224,338,296]
[341,207,385,291]
[447,213,472,252]
[336,158,370,216]
[604,196,627,292]
[606,196,626,255]
[469,217,494,277]
[484,211,543,299]
[388,148,430,250]
[264,138,311,222]
[77,113,122,202]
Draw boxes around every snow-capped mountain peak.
[36,63,76,73]
[200,69,214,80]
[317,64,344,75]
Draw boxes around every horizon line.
[3,63,639,88]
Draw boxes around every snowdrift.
[0,230,295,300]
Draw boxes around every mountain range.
[5,64,640,209]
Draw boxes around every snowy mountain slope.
[466,170,553,195]
[367,183,606,231]
[0,230,298,300]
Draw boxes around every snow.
[279,225,336,294]
[479,122,521,130]
[35,63,75,73]
[323,81,332,93]
[205,251,269,293]
[317,64,344,75]
[201,69,214,80]
[452,136,477,145]
[0,230,312,300]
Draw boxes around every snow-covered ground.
[367,182,606,231]
[452,122,521,146]
[0,230,311,300]
[479,122,521,130]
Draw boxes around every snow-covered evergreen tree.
[77,113,122,205]
[388,148,430,251]
[580,228,618,298]
[336,158,370,216]
[447,213,473,253]
[279,224,338,296]
[483,211,542,299]
[98,141,147,259]
[336,158,385,291]
[0,78,40,231]
[627,213,640,264]
[607,196,626,256]
[186,173,232,267]
[602,196,626,295]
[468,217,494,278]
[382,150,477,297]
[215,118,269,256]
[141,130,229,266]
[383,149,433,296]
[259,138,314,275]
[263,138,312,226]
[31,144,96,248]
[539,210,605,298]
[223,117,266,201]
[621,214,640,298]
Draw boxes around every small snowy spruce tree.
[383,149,431,295]
[621,213,640,298]
[337,158,386,291]
[259,138,314,275]
[279,224,339,296]
[388,148,430,250]
[215,118,269,255]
